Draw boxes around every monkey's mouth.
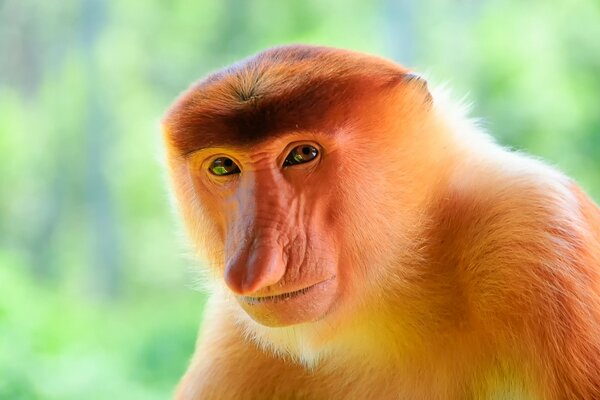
[239,277,335,305]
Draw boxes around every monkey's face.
[163,46,431,328]
[184,133,347,327]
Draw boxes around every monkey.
[161,45,600,399]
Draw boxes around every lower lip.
[237,277,337,326]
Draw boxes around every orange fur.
[162,45,600,399]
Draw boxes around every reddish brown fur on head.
[162,45,437,327]
[163,45,421,152]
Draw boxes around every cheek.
[188,205,226,267]
[331,179,403,281]
[182,180,231,267]
[192,172,241,238]
[305,227,339,277]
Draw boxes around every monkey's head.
[162,45,439,328]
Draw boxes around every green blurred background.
[0,0,598,398]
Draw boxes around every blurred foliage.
[0,0,598,398]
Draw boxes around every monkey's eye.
[209,157,240,176]
[283,145,319,167]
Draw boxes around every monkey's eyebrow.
[174,123,325,159]
[181,134,304,159]
[183,146,237,159]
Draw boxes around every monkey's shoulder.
[435,151,600,266]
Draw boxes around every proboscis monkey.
[162,45,600,399]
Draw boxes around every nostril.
[224,258,246,295]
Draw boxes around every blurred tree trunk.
[382,0,417,66]
[0,1,61,281]
[81,0,121,298]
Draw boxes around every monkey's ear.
[401,73,433,106]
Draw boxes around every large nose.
[223,168,290,295]
[224,235,286,295]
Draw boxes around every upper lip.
[239,277,334,305]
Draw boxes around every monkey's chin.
[236,277,338,327]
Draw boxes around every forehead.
[162,45,408,155]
